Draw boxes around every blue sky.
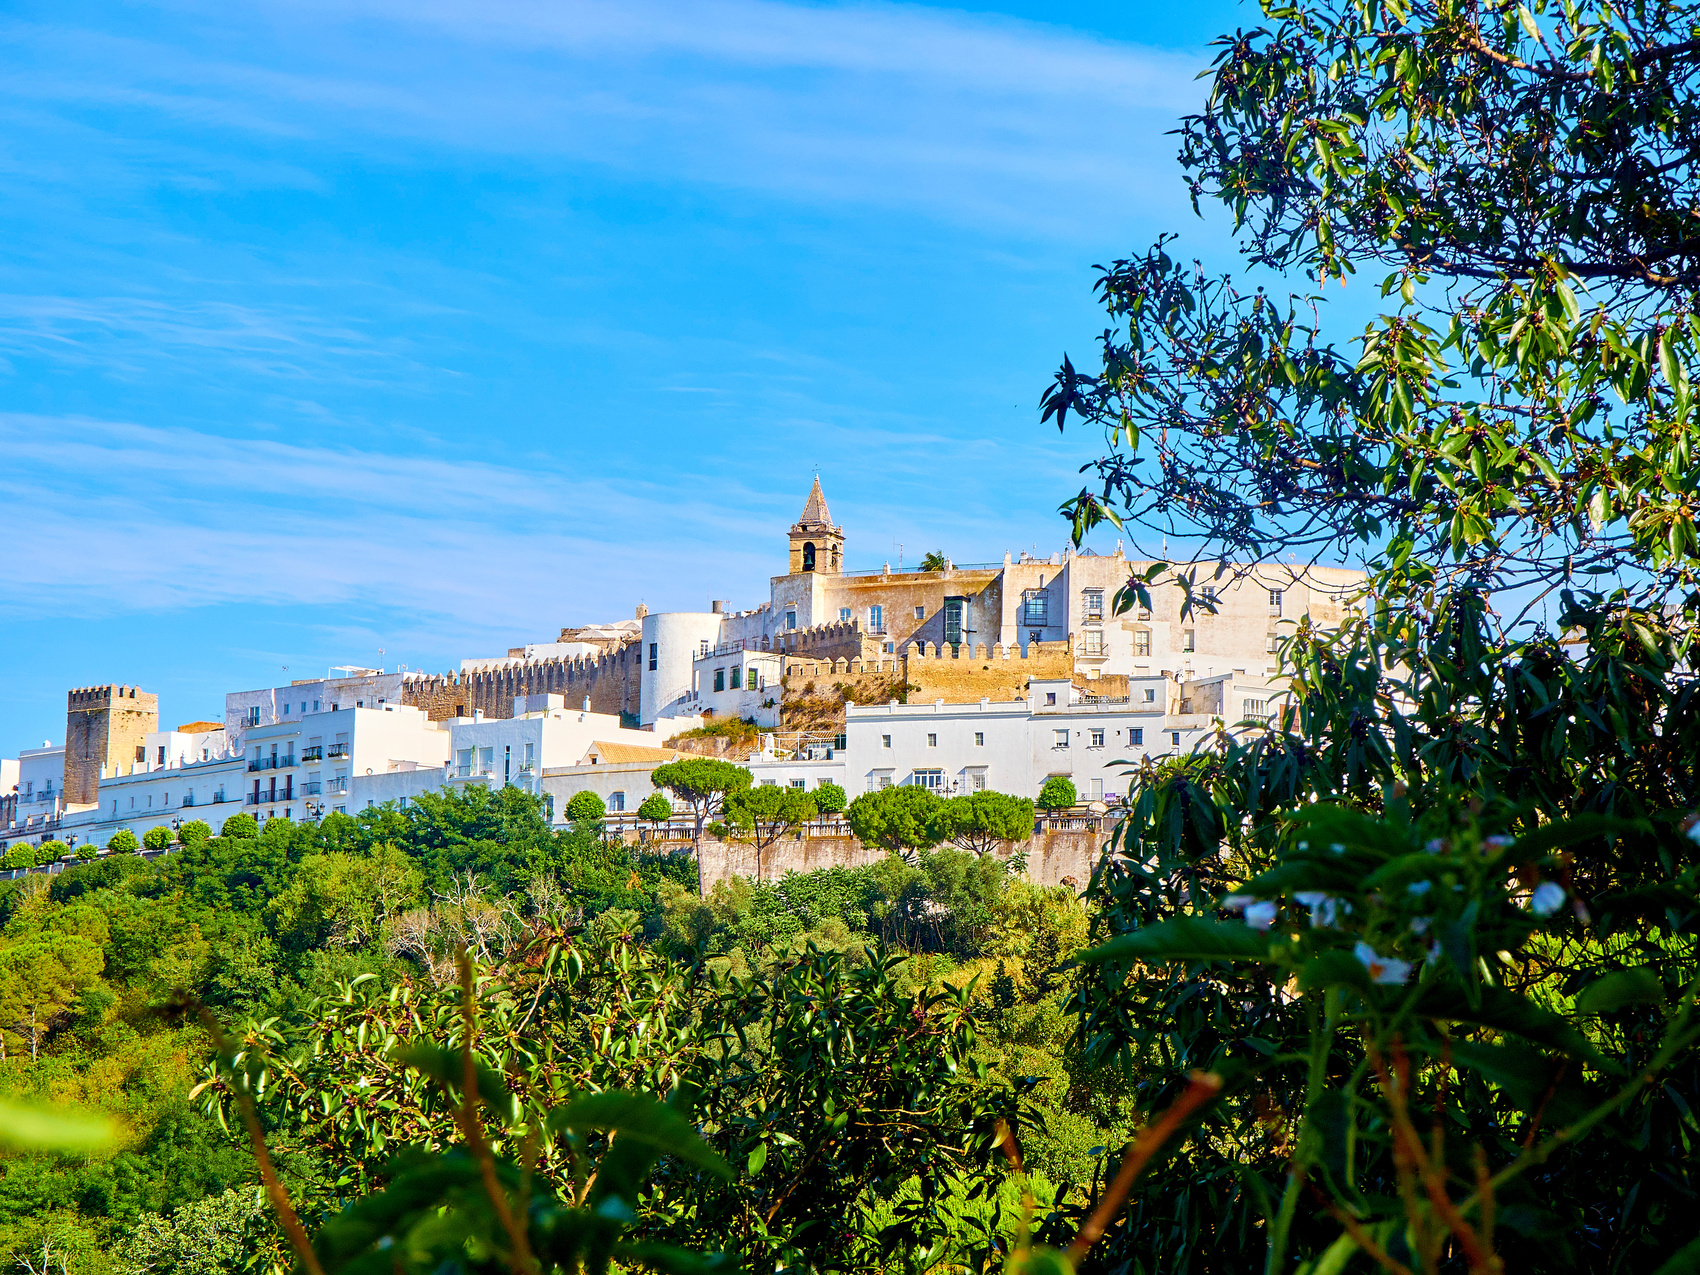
[1,0,1251,747]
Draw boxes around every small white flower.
[1424,838,1445,855]
[1407,880,1433,896]
[1294,891,1345,927]
[1529,881,1566,917]
[1355,941,1413,985]
[1243,900,1278,931]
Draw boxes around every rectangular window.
[913,769,943,791]
[1132,728,1144,747]
[882,734,892,748]
[479,747,494,774]
[926,733,937,747]
[1021,590,1048,626]
[609,791,625,812]
[648,642,657,671]
[314,700,321,712]
[713,668,726,692]
[730,667,742,689]
[1182,629,1195,652]
[1138,604,1151,621]
[1054,728,1069,748]
[1090,728,1104,747]
[1245,699,1270,722]
[974,732,984,746]
[943,597,964,648]
[456,749,473,778]
[1132,630,1149,656]
[869,604,884,632]
[1266,632,1279,653]
[1143,687,1157,702]
[1089,778,1104,799]
[1082,631,1107,656]
[786,611,797,630]
[1172,731,1182,746]
[1082,589,1104,620]
[877,773,893,789]
[971,771,987,791]
[1269,589,1283,615]
[248,706,261,726]
[1045,692,1057,705]
[524,742,535,767]
[914,605,926,619]
[789,778,806,789]
[839,607,852,621]
[1200,585,1218,608]
[157,746,166,764]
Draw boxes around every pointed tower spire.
[798,474,832,527]
[788,475,844,575]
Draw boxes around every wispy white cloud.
[2,0,1204,238]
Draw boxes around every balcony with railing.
[1075,637,1110,661]
[300,746,323,763]
[301,781,321,795]
[327,744,351,759]
[324,778,348,794]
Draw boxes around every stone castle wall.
[400,641,642,723]
[696,825,1103,890]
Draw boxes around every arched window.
[802,541,816,571]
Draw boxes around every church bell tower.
[788,476,844,575]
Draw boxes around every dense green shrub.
[1036,776,1075,810]
[564,790,606,824]
[107,830,139,854]
[141,826,171,852]
[637,792,673,823]
[218,813,257,840]
[812,781,847,815]
[176,819,212,848]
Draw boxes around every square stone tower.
[65,684,158,805]
[788,475,844,575]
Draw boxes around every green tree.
[177,819,213,848]
[636,792,673,824]
[268,844,424,953]
[0,844,31,871]
[0,920,106,1061]
[564,790,606,825]
[73,842,96,862]
[34,840,69,867]
[920,551,947,571]
[724,784,816,879]
[812,782,847,816]
[649,760,752,840]
[106,830,139,854]
[936,790,1034,855]
[1035,776,1075,811]
[142,827,171,852]
[218,814,257,840]
[845,785,945,855]
[1043,0,1700,612]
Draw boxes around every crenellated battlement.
[398,638,642,722]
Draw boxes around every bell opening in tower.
[802,541,816,572]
